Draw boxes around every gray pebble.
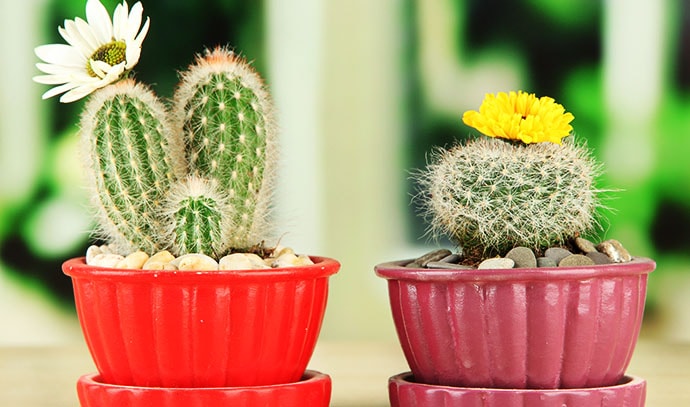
[575,237,598,254]
[537,257,558,268]
[414,249,453,267]
[478,257,515,269]
[505,247,537,268]
[586,251,613,265]
[558,254,595,267]
[544,247,573,264]
[597,239,632,263]
[426,261,475,270]
[439,253,462,264]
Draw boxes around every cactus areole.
[79,48,277,259]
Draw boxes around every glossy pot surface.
[65,256,340,387]
[376,258,654,389]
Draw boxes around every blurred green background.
[1,0,689,345]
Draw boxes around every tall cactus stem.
[172,47,278,250]
[80,79,185,254]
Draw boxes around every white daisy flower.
[33,0,150,103]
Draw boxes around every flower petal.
[125,42,141,69]
[86,0,113,44]
[60,84,99,103]
[59,24,91,58]
[112,1,129,40]
[125,2,144,41]
[35,44,85,67]
[41,81,82,100]
[73,17,101,51]
[133,16,150,45]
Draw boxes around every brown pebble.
[575,237,598,254]
[558,254,595,267]
[597,239,632,263]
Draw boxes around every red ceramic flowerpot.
[389,372,646,407]
[77,370,331,407]
[375,258,654,389]
[63,256,339,388]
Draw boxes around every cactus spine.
[80,48,276,258]
[417,137,603,256]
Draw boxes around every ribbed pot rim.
[375,257,654,282]
[389,372,645,392]
[63,256,340,283]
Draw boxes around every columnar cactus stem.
[172,47,277,250]
[80,79,184,255]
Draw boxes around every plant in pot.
[33,1,339,406]
[375,91,654,407]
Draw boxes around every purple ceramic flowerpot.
[389,372,646,407]
[375,258,654,389]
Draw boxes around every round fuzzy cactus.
[416,91,604,257]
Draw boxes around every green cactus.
[79,48,276,258]
[172,48,277,250]
[80,79,184,255]
[416,137,604,256]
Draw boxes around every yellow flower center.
[462,91,574,144]
[86,41,127,77]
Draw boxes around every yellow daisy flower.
[462,91,574,144]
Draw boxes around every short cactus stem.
[417,137,604,256]
[163,176,229,257]
[80,79,184,255]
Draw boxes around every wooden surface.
[1,339,688,406]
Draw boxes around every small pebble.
[89,253,125,268]
[575,237,598,254]
[544,247,573,264]
[478,257,515,269]
[439,253,462,264]
[172,254,219,271]
[558,254,595,267]
[85,245,104,265]
[413,249,453,267]
[219,253,270,270]
[269,252,314,268]
[536,257,557,268]
[597,239,632,263]
[505,247,537,268]
[143,251,176,269]
[586,251,613,265]
[116,250,149,269]
[425,261,475,270]
[271,245,295,258]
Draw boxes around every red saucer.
[77,370,331,407]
